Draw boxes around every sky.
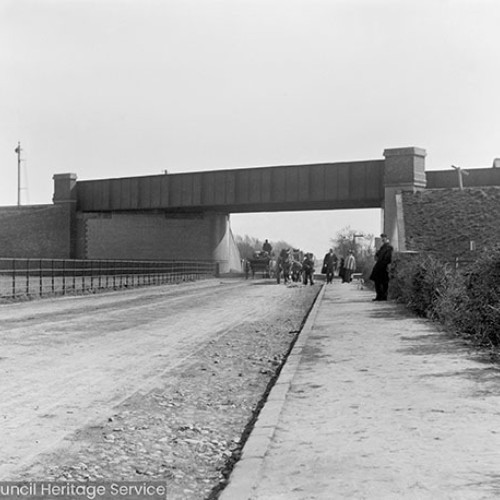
[1,0,499,258]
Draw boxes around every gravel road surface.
[0,278,319,499]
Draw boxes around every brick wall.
[77,212,213,260]
[402,187,500,258]
[426,168,500,189]
[0,203,241,267]
[0,204,72,258]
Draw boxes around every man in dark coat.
[302,253,315,286]
[262,239,272,255]
[322,249,338,284]
[369,234,393,301]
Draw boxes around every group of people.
[322,233,393,301]
[260,235,394,300]
[277,247,316,285]
[262,240,316,285]
[322,249,357,284]
[301,252,315,285]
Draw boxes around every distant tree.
[330,226,375,278]
[234,235,263,260]
[234,235,298,260]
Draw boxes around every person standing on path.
[369,233,394,301]
[343,250,356,283]
[338,257,346,282]
[302,253,315,285]
[322,249,338,284]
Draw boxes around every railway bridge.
[11,145,500,272]
[49,147,426,272]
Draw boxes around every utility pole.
[451,164,469,190]
[14,142,22,205]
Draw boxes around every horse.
[276,249,292,284]
[290,259,303,282]
[268,259,278,279]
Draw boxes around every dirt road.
[0,278,319,496]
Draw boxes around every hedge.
[389,247,500,347]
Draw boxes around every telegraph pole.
[451,164,469,191]
[14,142,22,205]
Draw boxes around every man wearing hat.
[322,248,338,284]
[369,234,393,301]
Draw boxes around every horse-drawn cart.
[245,251,271,279]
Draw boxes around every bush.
[456,248,500,346]
[432,271,468,333]
[389,248,500,347]
[389,253,454,319]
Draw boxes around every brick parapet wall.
[77,212,212,261]
[0,204,72,258]
[402,186,500,258]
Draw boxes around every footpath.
[219,281,500,500]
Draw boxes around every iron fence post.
[99,260,102,290]
[12,258,16,298]
[26,258,30,296]
[62,259,66,295]
[81,261,85,292]
[51,259,55,294]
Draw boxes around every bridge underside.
[76,160,385,214]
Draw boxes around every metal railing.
[0,258,217,300]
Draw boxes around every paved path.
[220,282,500,500]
